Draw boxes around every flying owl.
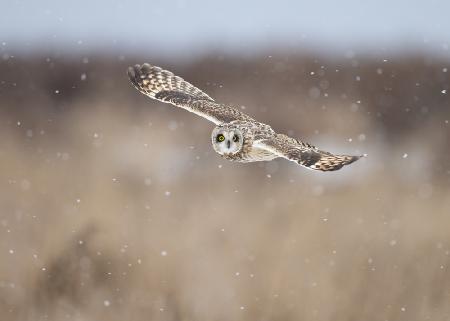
[128,63,365,171]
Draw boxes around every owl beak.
[226,140,231,149]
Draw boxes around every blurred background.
[1,1,450,320]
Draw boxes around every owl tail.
[127,63,214,102]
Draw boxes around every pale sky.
[2,0,450,55]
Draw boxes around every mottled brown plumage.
[128,63,365,171]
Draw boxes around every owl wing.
[128,63,253,125]
[254,134,365,171]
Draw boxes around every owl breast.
[221,142,278,163]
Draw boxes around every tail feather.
[127,63,214,102]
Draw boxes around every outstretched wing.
[254,134,365,171]
[127,63,253,125]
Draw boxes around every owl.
[128,63,365,171]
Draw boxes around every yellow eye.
[217,134,225,142]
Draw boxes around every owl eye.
[232,134,239,142]
[217,134,225,142]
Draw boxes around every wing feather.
[255,134,365,171]
[127,63,252,125]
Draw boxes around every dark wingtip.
[141,63,152,73]
[346,154,367,166]
[353,153,367,163]
[127,64,142,87]
[127,66,135,79]
[349,155,362,164]
[127,63,155,85]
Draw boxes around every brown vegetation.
[0,52,449,321]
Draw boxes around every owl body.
[213,120,278,163]
[128,63,365,172]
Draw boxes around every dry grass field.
[0,52,449,321]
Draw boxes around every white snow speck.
[442,89,447,94]
[103,300,110,307]
[54,90,59,94]
[240,306,245,310]
[401,307,406,312]
[81,73,87,81]
[161,250,167,256]
[9,249,14,254]
[390,240,397,246]
[402,153,408,159]
[164,191,171,197]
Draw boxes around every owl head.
[211,125,244,155]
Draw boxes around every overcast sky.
[2,0,450,55]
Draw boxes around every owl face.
[211,126,244,156]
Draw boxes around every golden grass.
[1,54,449,320]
